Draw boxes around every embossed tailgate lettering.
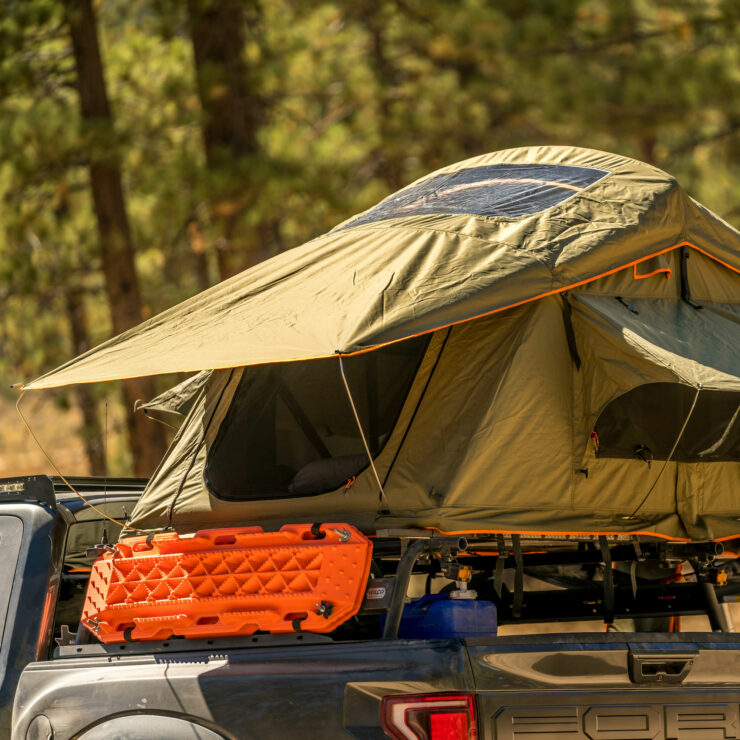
[494,704,740,739]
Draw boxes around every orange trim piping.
[22,242,740,390]
[690,244,740,275]
[714,533,740,543]
[336,241,737,361]
[633,263,672,280]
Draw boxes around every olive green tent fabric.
[572,295,740,401]
[22,146,740,390]
[125,267,740,540]
[138,371,211,419]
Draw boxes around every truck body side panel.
[13,639,472,739]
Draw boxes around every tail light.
[381,692,478,740]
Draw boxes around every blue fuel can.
[396,593,498,639]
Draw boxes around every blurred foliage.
[0,0,738,474]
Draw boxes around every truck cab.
[0,475,145,737]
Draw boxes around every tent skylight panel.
[338,163,610,229]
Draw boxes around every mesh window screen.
[338,163,609,230]
[205,335,429,500]
[594,383,740,463]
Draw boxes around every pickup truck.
[5,475,740,740]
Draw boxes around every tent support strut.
[337,354,388,506]
[625,384,702,520]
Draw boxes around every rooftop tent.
[21,146,740,541]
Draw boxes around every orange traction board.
[82,523,372,643]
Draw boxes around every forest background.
[1,0,739,479]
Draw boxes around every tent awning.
[573,295,740,391]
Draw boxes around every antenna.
[101,399,109,545]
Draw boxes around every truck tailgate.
[467,632,740,739]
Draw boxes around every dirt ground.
[0,392,89,477]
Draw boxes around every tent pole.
[626,384,701,519]
[337,354,388,505]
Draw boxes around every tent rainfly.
[23,147,740,541]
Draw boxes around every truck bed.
[12,632,740,739]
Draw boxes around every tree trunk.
[362,2,404,192]
[65,288,107,476]
[188,0,268,279]
[65,0,167,477]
